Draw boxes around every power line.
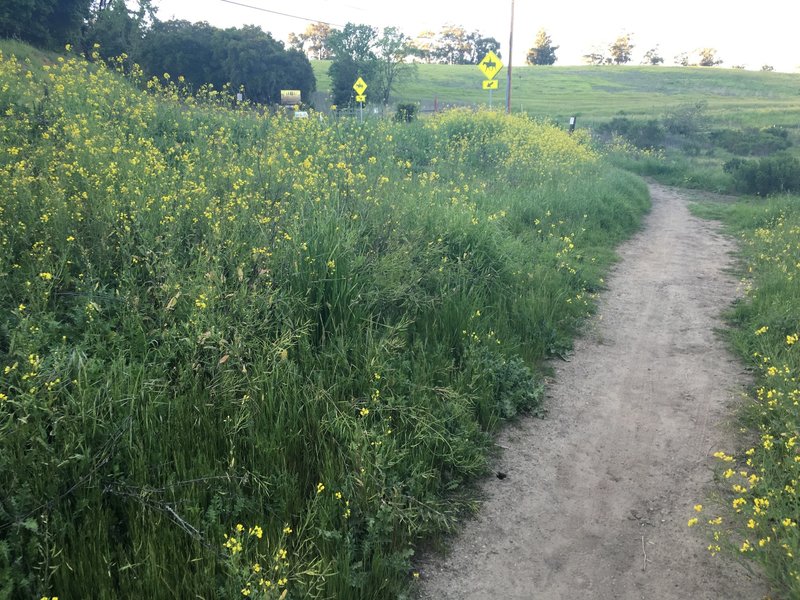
[216,0,344,27]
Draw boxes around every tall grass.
[0,45,649,599]
[691,198,800,597]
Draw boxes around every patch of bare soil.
[417,183,767,599]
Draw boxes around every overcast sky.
[154,0,799,72]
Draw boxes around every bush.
[663,101,708,136]
[724,153,800,195]
[597,117,665,149]
[710,127,792,156]
[394,103,418,123]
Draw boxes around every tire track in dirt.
[418,183,767,599]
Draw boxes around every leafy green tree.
[221,25,291,103]
[138,20,221,87]
[374,26,416,105]
[608,34,634,65]
[327,23,378,106]
[0,0,91,49]
[83,0,156,60]
[137,21,315,105]
[467,32,501,64]
[526,29,558,65]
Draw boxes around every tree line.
[1,0,315,105]
[526,29,726,68]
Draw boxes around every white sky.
[154,0,800,72]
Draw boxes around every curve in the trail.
[418,183,766,600]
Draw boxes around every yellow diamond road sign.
[478,50,503,80]
[353,77,367,95]
[482,79,499,90]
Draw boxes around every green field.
[312,61,800,127]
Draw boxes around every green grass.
[0,42,649,599]
[690,197,800,597]
[312,61,800,128]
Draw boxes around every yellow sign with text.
[355,94,366,102]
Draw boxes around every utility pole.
[506,0,515,113]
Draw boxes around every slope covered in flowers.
[0,45,648,599]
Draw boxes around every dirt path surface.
[418,183,767,599]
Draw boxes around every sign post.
[478,50,503,109]
[353,77,367,123]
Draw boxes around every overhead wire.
[216,0,344,27]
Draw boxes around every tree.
[434,24,471,64]
[0,0,92,49]
[373,26,416,105]
[138,20,221,88]
[641,46,664,65]
[327,23,378,106]
[137,21,315,105]
[410,30,436,63]
[674,52,690,67]
[526,29,558,65]
[583,47,606,65]
[467,32,501,64]
[608,34,634,65]
[288,22,332,60]
[761,64,775,72]
[83,0,157,60]
[697,48,722,67]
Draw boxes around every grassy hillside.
[0,42,649,599]
[312,61,800,127]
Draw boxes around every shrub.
[597,117,665,149]
[663,101,708,136]
[724,153,800,195]
[394,102,418,123]
[710,127,791,156]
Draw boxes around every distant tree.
[0,0,92,49]
[434,24,471,64]
[327,23,378,106]
[583,47,606,65]
[608,34,634,64]
[466,32,501,64]
[137,21,315,104]
[288,22,332,60]
[641,46,664,65]
[410,30,436,63]
[373,26,416,105]
[674,52,690,67]
[697,48,722,67]
[328,22,377,63]
[221,25,314,104]
[761,64,775,71]
[731,64,746,69]
[526,29,558,65]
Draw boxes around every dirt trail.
[418,184,767,599]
